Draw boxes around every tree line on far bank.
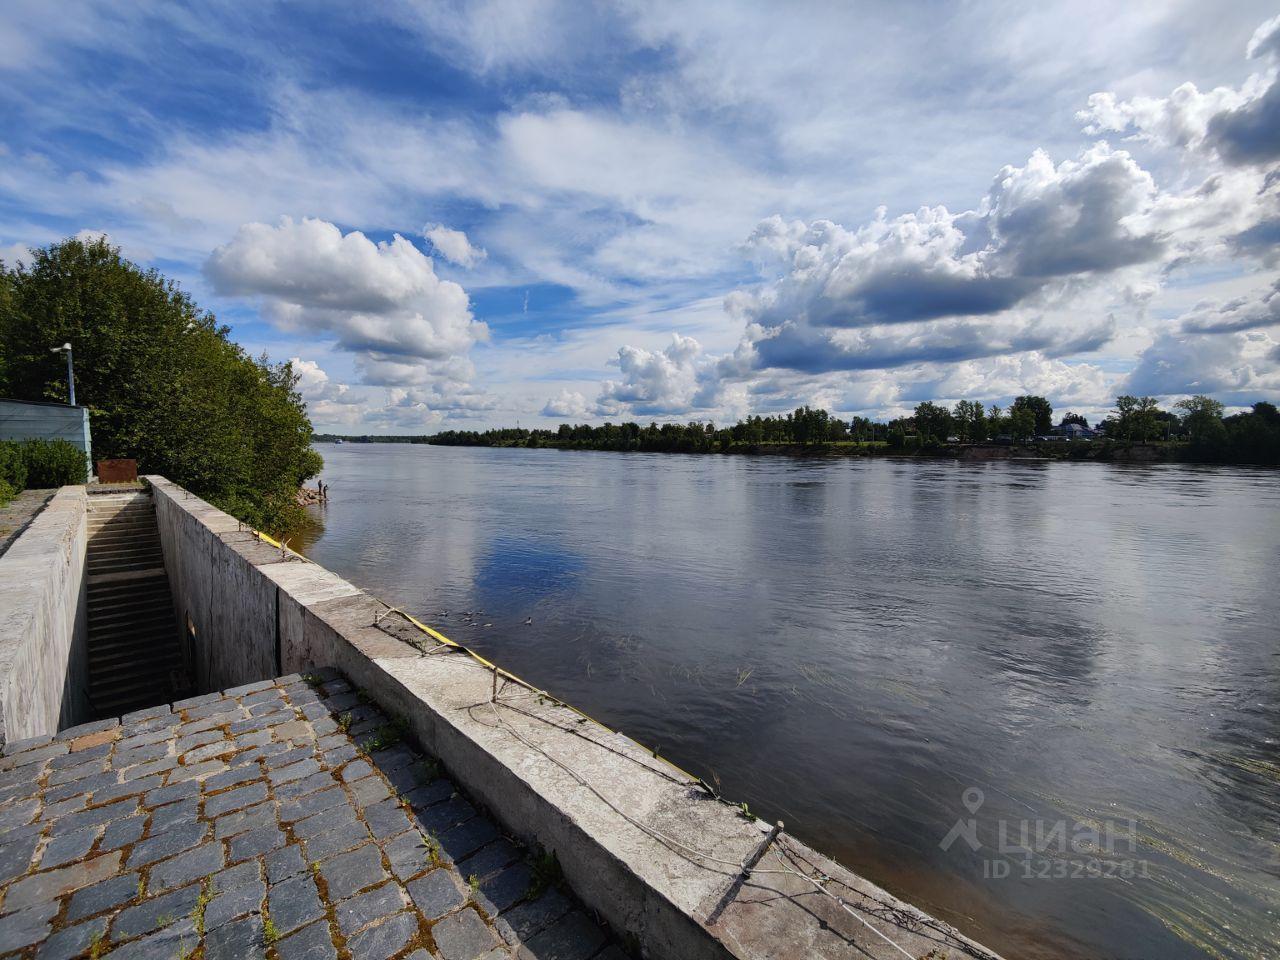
[0,237,322,533]
[321,394,1280,465]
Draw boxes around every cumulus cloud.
[1080,15,1280,166]
[541,389,593,418]
[290,356,499,429]
[595,334,721,416]
[1126,329,1280,398]
[424,223,487,267]
[207,217,487,381]
[723,144,1159,376]
[580,15,1280,420]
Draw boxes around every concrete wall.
[151,481,281,692]
[147,475,1002,960]
[0,399,93,477]
[0,486,91,744]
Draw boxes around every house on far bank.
[1051,421,1099,440]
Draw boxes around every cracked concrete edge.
[146,476,1006,960]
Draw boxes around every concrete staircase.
[86,487,189,717]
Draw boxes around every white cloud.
[206,217,488,386]
[691,143,1163,383]
[424,223,486,267]
[595,334,720,416]
[1176,280,1280,333]
[290,355,500,430]
[1126,329,1280,398]
[540,389,592,418]
[1079,14,1280,166]
[0,242,30,267]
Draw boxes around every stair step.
[88,546,163,557]
[88,531,160,544]
[90,654,180,675]
[88,568,167,586]
[86,522,155,533]
[90,650,182,671]
[88,552,165,567]
[91,671,181,698]
[89,626,177,647]
[87,561,165,576]
[90,647,181,668]
[89,605,173,626]
[88,574,167,591]
[87,591,171,611]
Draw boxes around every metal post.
[65,346,76,406]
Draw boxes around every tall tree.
[1174,395,1225,445]
[0,236,321,533]
[1011,395,1053,435]
[913,401,954,444]
[1114,395,1162,442]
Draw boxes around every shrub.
[0,440,27,491]
[20,439,88,487]
[0,478,15,507]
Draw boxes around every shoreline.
[315,437,1279,468]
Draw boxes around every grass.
[191,880,213,936]
[422,833,444,868]
[263,913,281,945]
[525,848,563,900]
[336,712,353,733]
[360,717,409,754]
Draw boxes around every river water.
[298,443,1279,960]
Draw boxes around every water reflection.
[301,444,1280,960]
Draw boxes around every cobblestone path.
[0,671,629,960]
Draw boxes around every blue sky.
[2,2,1278,431]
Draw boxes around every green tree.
[1114,395,1162,442]
[1008,405,1036,440]
[1060,412,1089,429]
[1011,395,1053,435]
[1174,395,1225,445]
[952,400,987,442]
[0,236,321,533]
[913,401,953,445]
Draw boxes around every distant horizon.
[3,4,1278,433]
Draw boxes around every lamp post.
[50,343,76,406]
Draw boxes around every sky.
[2,1,1279,432]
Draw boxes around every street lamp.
[50,342,76,406]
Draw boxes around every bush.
[0,478,15,507]
[0,440,27,491]
[20,439,88,487]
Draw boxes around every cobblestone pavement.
[0,671,630,960]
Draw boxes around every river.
[297,442,1279,960]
